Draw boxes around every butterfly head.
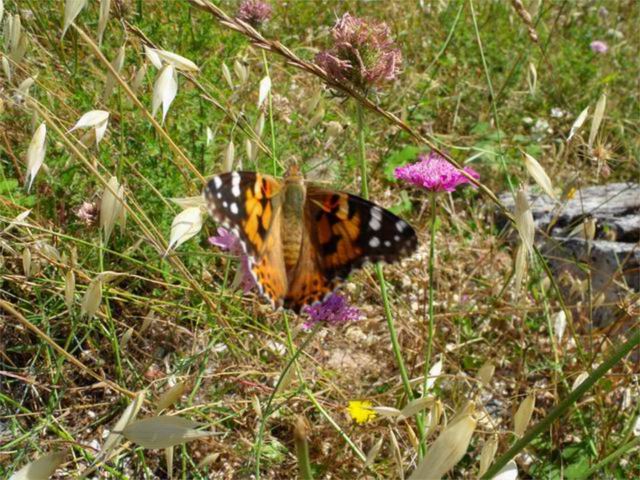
[284,163,303,182]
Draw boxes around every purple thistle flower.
[76,201,98,225]
[209,227,256,293]
[315,13,401,91]
[236,0,272,28]
[394,152,480,193]
[590,40,608,54]
[302,293,361,329]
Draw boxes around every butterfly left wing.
[204,171,288,307]
[305,186,418,284]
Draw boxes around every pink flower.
[315,13,401,90]
[302,293,361,329]
[236,0,272,28]
[590,40,608,54]
[209,227,256,293]
[76,201,98,225]
[394,152,480,192]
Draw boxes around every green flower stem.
[261,50,278,176]
[481,328,640,479]
[574,436,640,480]
[255,325,321,479]
[356,102,369,199]
[423,190,438,387]
[356,99,421,451]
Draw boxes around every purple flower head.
[236,0,272,28]
[302,293,361,329]
[209,227,256,293]
[590,40,608,54]
[315,13,401,91]
[394,152,480,193]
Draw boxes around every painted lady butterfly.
[204,166,417,312]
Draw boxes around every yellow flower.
[348,400,376,424]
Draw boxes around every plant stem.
[574,436,640,480]
[481,328,640,479]
[423,191,438,385]
[261,50,278,175]
[356,102,369,199]
[255,325,321,478]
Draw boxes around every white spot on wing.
[369,237,380,248]
[231,171,241,197]
[396,220,407,232]
[213,175,222,189]
[394,235,400,241]
[384,240,391,247]
[223,201,228,208]
[230,202,238,215]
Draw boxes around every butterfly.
[204,166,417,313]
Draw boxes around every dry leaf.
[169,196,206,209]
[514,394,535,437]
[25,122,46,192]
[152,64,178,124]
[553,311,566,343]
[399,396,435,420]
[426,358,443,391]
[409,415,477,480]
[527,62,537,95]
[131,64,147,94]
[523,152,555,199]
[65,270,75,307]
[22,248,31,278]
[571,371,589,391]
[122,416,214,449]
[567,106,589,141]
[221,62,233,89]
[81,277,102,317]
[478,436,498,476]
[103,45,125,100]
[371,406,402,418]
[233,59,248,84]
[97,0,111,45]
[155,381,189,413]
[165,447,174,480]
[166,207,203,253]
[100,176,125,242]
[62,0,87,38]
[2,56,11,83]
[515,188,535,254]
[151,48,199,72]
[588,93,606,148]
[478,361,495,386]
[69,110,110,146]
[9,450,67,480]
[144,45,163,69]
[100,390,146,457]
[258,75,271,108]
[223,140,235,172]
[364,437,384,468]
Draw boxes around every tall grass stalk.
[255,325,321,478]
[481,328,640,478]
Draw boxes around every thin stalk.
[423,191,438,383]
[261,50,278,175]
[481,328,640,478]
[356,98,421,450]
[255,326,321,478]
[356,102,369,199]
[575,436,640,480]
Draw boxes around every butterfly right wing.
[204,171,288,306]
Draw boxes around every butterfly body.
[204,168,417,313]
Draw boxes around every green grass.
[1,0,639,478]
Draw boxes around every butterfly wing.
[305,186,418,283]
[204,171,288,307]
